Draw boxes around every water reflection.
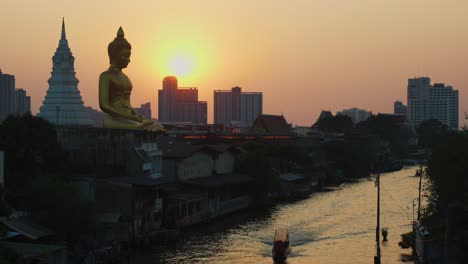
[133,167,419,263]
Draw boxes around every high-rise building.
[158,76,207,124]
[0,71,32,122]
[25,96,31,115]
[38,19,93,126]
[407,77,459,130]
[214,87,262,126]
[135,102,152,120]
[15,88,30,114]
[393,100,407,116]
[158,76,178,122]
[0,69,15,122]
[337,107,372,124]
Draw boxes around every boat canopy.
[274,228,289,242]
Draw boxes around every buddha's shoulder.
[100,70,129,78]
[99,70,115,78]
[100,70,125,81]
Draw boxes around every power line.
[380,185,413,220]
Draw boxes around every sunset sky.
[1,0,467,126]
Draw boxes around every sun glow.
[168,55,194,77]
[146,28,213,84]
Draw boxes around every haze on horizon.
[1,0,467,126]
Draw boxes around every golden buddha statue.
[99,27,163,131]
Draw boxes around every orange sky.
[1,0,467,126]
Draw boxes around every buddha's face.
[113,49,131,69]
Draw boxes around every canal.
[133,166,421,263]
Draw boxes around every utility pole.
[374,162,381,264]
[417,164,423,221]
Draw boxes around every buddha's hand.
[146,123,165,132]
[142,119,154,126]
[135,115,144,122]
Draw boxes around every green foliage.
[0,114,67,191]
[357,114,412,158]
[0,186,12,217]
[236,147,277,198]
[417,118,449,148]
[398,230,414,249]
[322,130,376,179]
[357,114,394,141]
[18,176,96,239]
[236,142,313,198]
[316,115,353,133]
[419,133,468,259]
[425,133,467,212]
[0,243,23,264]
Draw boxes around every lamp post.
[374,157,382,264]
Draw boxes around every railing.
[413,221,461,263]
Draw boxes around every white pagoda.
[38,19,93,126]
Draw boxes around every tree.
[315,115,353,133]
[357,114,411,158]
[416,118,448,148]
[0,186,12,217]
[322,134,376,180]
[236,148,277,200]
[18,176,96,240]
[0,114,95,242]
[426,133,467,211]
[0,243,23,264]
[422,133,467,260]
[357,114,394,141]
[0,114,67,192]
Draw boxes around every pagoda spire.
[61,17,66,39]
[58,18,69,47]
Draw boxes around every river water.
[134,166,421,263]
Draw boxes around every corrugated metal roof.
[1,217,54,240]
[280,173,304,182]
[182,173,254,188]
[104,176,168,186]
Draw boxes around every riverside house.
[157,137,254,227]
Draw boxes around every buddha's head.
[108,27,132,68]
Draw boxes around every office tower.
[37,19,93,126]
[407,77,459,130]
[25,96,31,114]
[214,87,262,126]
[158,76,207,124]
[0,69,15,122]
[393,100,407,116]
[135,102,152,119]
[0,71,32,122]
[337,107,372,124]
[15,89,30,115]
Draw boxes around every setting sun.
[168,54,194,77]
[145,27,213,84]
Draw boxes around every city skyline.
[1,1,467,126]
